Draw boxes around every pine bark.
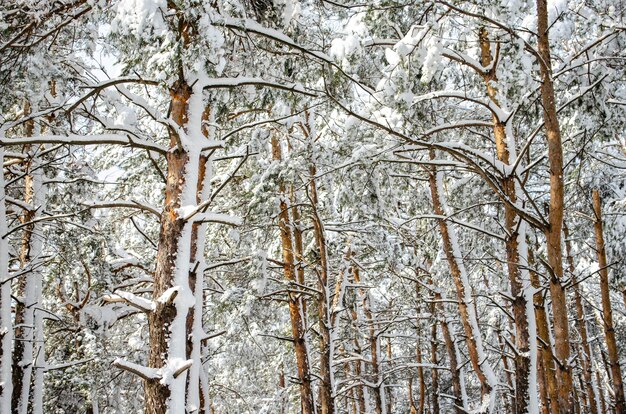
[536,2,574,411]
[592,190,625,413]
[0,147,13,413]
[309,161,335,414]
[529,247,559,414]
[145,80,191,414]
[11,102,37,414]
[479,28,534,414]
[271,136,315,414]
[427,156,494,406]
[564,223,598,414]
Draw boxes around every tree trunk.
[12,101,46,414]
[529,247,559,414]
[427,153,495,409]
[0,146,13,413]
[592,189,625,413]
[352,261,382,414]
[536,2,574,411]
[430,300,440,414]
[433,289,465,414]
[309,161,335,414]
[271,135,315,414]
[479,29,536,414]
[145,80,192,414]
[564,223,598,414]
[349,260,367,414]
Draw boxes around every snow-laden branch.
[202,77,317,97]
[112,359,160,381]
[412,90,510,122]
[104,291,155,313]
[0,134,167,155]
[81,200,161,218]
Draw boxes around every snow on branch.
[104,291,155,313]
[112,359,160,381]
[0,134,167,155]
[202,77,317,97]
[81,200,161,218]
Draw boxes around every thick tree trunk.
[271,136,315,414]
[145,80,192,414]
[536,3,574,412]
[564,223,598,414]
[592,190,625,413]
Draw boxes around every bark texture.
[592,190,625,414]
[536,1,574,411]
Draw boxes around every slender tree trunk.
[271,136,315,414]
[430,300,440,414]
[385,338,392,414]
[536,2,574,411]
[352,262,382,414]
[564,223,598,414]
[427,154,496,410]
[433,290,465,414]
[349,259,367,414]
[479,28,537,414]
[0,146,13,413]
[592,189,625,413]
[12,101,46,414]
[529,247,559,414]
[414,283,425,414]
[497,327,515,413]
[309,162,335,414]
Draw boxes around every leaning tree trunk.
[592,189,625,413]
[427,154,496,411]
[536,2,574,412]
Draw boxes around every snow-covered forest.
[1,0,626,413]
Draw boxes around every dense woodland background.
[1,0,626,413]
